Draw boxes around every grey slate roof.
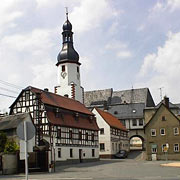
[84,88,155,108]
[0,113,31,131]
[108,103,145,119]
[84,88,113,107]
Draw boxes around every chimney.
[163,96,169,109]
[103,101,108,111]
[44,88,49,92]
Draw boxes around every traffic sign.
[17,121,35,141]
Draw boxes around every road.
[1,153,180,180]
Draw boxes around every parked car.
[114,150,128,159]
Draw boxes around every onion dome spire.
[56,8,80,66]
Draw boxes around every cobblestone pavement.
[1,159,180,180]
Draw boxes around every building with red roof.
[92,108,129,158]
[10,85,99,170]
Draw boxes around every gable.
[145,104,180,128]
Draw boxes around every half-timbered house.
[10,86,99,168]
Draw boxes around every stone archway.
[130,135,145,150]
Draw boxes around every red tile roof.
[46,111,99,130]
[95,108,127,131]
[28,86,93,115]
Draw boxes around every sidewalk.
[161,162,180,168]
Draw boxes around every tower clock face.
[61,72,67,79]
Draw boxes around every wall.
[92,109,111,156]
[145,105,180,160]
[57,63,83,103]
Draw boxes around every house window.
[132,119,137,126]
[57,129,61,139]
[160,128,165,135]
[62,65,65,72]
[174,127,179,135]
[85,132,88,141]
[58,148,61,158]
[70,148,73,157]
[151,144,157,153]
[92,149,95,157]
[77,66,79,73]
[151,129,156,136]
[69,130,73,139]
[100,143,105,151]
[174,144,179,152]
[121,120,125,126]
[112,143,114,151]
[162,116,166,121]
[79,131,82,140]
[92,133,94,142]
[139,119,143,126]
[100,128,104,135]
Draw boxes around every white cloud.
[136,31,180,103]
[70,0,118,33]
[105,40,132,59]
[1,28,54,53]
[0,0,23,34]
[151,0,180,13]
[31,60,56,90]
[117,51,132,59]
[0,28,57,111]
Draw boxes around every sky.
[1,0,180,113]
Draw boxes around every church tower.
[55,11,83,103]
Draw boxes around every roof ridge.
[28,86,82,104]
[95,108,127,131]
[113,87,148,93]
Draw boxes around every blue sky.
[1,0,180,112]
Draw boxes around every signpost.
[17,121,35,180]
[163,143,169,161]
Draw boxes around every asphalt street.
[1,154,180,180]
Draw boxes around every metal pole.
[24,121,28,180]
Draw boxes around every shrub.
[4,139,19,154]
[0,131,7,152]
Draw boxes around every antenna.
[65,7,68,19]
[159,87,164,101]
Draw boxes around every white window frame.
[132,119,137,126]
[151,146,157,153]
[174,144,179,152]
[151,129,156,136]
[139,119,143,126]
[174,127,179,135]
[160,128,165,136]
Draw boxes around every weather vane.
[65,7,68,19]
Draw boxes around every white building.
[92,108,129,158]
[55,12,83,103]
